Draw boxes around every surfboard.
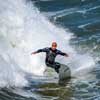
[44,64,71,85]
[59,64,71,85]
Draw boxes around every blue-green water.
[0,0,100,100]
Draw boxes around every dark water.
[0,0,100,100]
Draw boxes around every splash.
[0,0,95,87]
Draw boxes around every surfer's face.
[51,44,57,50]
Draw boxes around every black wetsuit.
[36,47,67,73]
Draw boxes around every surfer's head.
[51,42,57,50]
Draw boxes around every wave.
[0,0,95,88]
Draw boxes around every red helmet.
[52,42,57,47]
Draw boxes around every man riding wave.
[31,42,69,73]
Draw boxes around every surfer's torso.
[36,47,66,64]
[45,48,58,63]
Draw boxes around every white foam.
[0,0,95,87]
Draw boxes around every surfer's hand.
[65,54,69,57]
[31,52,36,55]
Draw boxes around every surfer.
[31,42,69,73]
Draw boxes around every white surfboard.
[44,64,71,85]
[59,64,71,85]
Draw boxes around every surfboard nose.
[59,64,71,85]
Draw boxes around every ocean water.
[0,0,100,100]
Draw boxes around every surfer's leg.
[46,62,60,73]
[46,62,59,72]
[46,62,54,68]
[54,62,61,73]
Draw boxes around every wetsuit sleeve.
[35,47,49,53]
[57,50,68,56]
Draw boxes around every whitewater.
[0,0,95,88]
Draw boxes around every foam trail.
[0,0,95,87]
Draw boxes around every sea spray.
[0,0,95,87]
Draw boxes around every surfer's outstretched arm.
[64,54,69,57]
[57,50,69,57]
[31,48,48,55]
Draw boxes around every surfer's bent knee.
[46,62,53,68]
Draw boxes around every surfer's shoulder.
[43,47,50,51]
[56,49,61,53]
